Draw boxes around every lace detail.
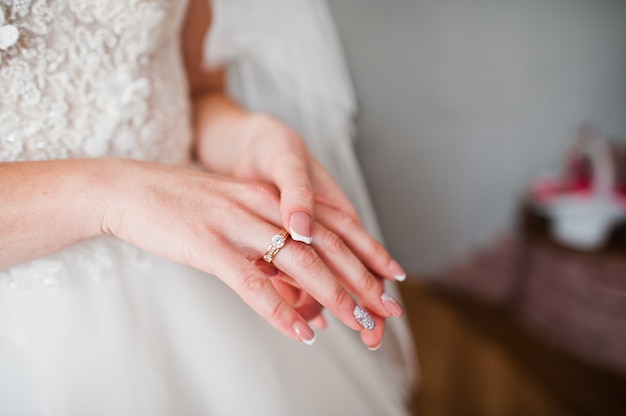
[0,0,192,288]
[0,0,192,163]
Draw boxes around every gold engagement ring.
[263,229,289,263]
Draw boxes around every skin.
[0,0,404,348]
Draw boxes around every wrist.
[0,158,136,269]
[192,92,297,174]
[92,158,150,239]
[63,158,122,239]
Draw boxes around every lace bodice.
[0,0,192,163]
[0,0,193,288]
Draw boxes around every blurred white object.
[545,130,626,250]
[550,197,624,251]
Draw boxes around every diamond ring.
[263,229,290,263]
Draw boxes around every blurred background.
[329,0,626,272]
[328,1,626,415]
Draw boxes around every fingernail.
[293,321,316,345]
[381,292,404,318]
[368,342,382,351]
[388,259,406,281]
[353,305,375,331]
[289,212,313,244]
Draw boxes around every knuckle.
[267,299,290,324]
[321,230,346,254]
[330,285,352,308]
[359,270,380,293]
[371,240,391,263]
[338,211,360,231]
[239,271,269,294]
[288,184,314,203]
[292,244,320,270]
[249,181,279,199]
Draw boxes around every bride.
[0,0,416,414]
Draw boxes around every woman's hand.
[181,0,404,346]
[183,18,406,285]
[194,101,407,282]
[101,159,399,348]
[192,106,406,346]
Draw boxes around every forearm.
[0,159,116,269]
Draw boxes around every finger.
[274,218,404,322]
[221,212,368,334]
[210,240,316,345]
[219,198,373,334]
[257,259,325,327]
[268,278,323,322]
[272,272,301,289]
[269,275,302,306]
[316,203,407,282]
[255,258,280,278]
[265,269,323,321]
[309,313,328,330]
[311,223,392,319]
[360,312,386,350]
[270,151,315,244]
[310,158,359,220]
[273,240,369,332]
[294,292,325,322]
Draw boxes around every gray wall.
[328,0,626,273]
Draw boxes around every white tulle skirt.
[0,241,413,415]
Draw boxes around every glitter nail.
[353,305,375,330]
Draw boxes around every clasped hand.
[104,115,405,349]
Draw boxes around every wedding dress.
[0,0,415,414]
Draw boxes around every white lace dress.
[0,1,415,415]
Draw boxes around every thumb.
[271,152,315,244]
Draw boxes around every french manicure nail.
[353,305,375,331]
[289,212,313,244]
[388,259,406,281]
[381,292,404,318]
[293,321,316,345]
[368,342,382,351]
